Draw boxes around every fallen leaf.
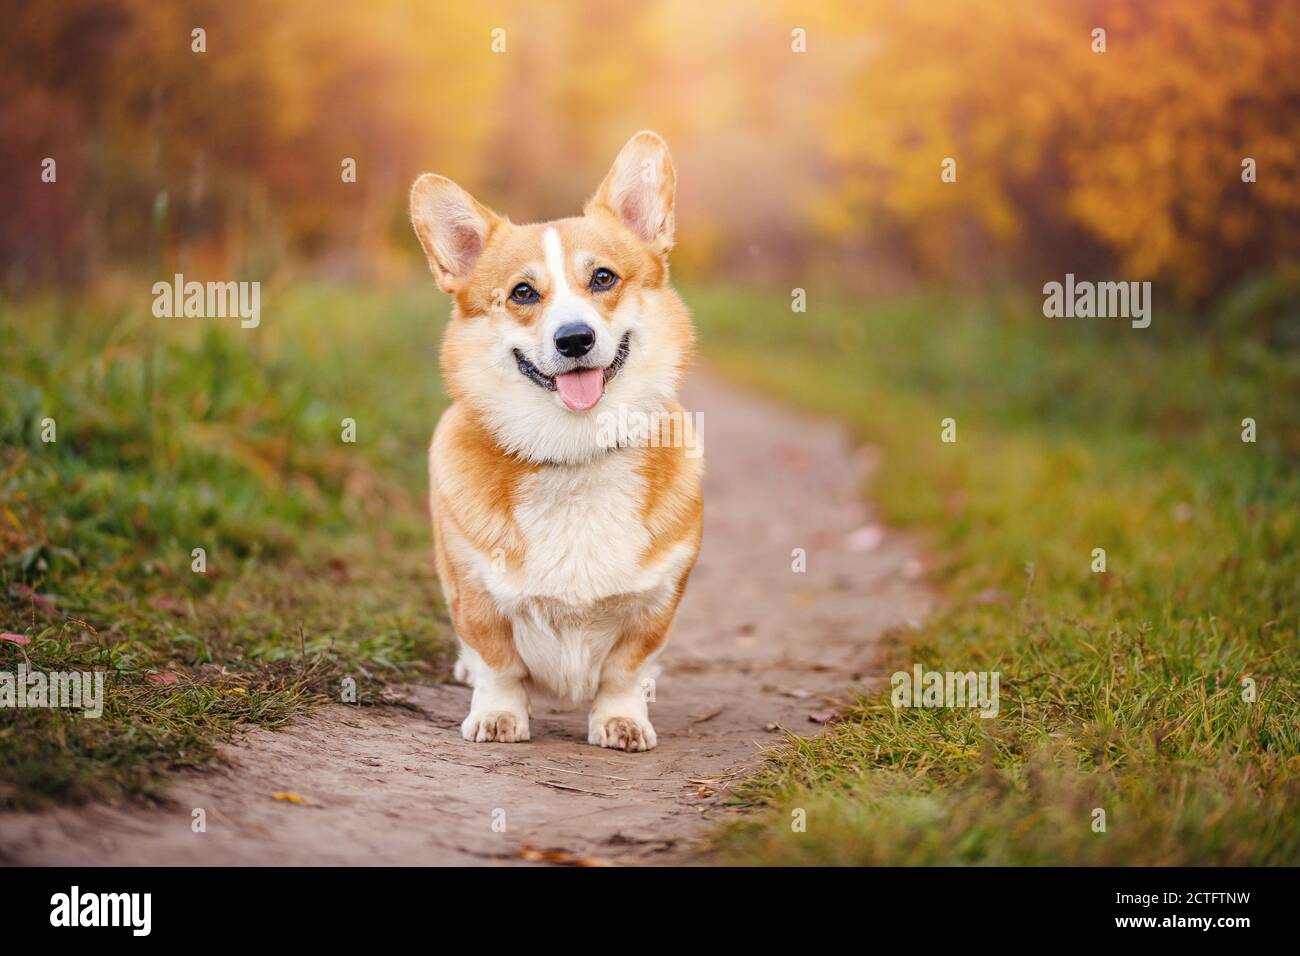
[11,585,55,611]
[517,845,610,867]
[846,523,885,552]
[606,831,675,850]
[272,791,311,805]
[808,710,835,723]
[688,706,724,724]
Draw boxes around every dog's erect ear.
[587,131,676,255]
[410,174,502,294]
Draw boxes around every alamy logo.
[0,666,104,718]
[50,886,151,936]
[594,404,703,459]
[891,664,1000,718]
[152,272,261,328]
[1042,273,1151,328]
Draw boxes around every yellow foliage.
[2,0,1296,297]
[812,0,1300,295]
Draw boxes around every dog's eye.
[509,282,539,304]
[589,268,618,292]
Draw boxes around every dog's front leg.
[588,658,657,753]
[589,598,682,753]
[449,584,530,743]
[461,647,530,743]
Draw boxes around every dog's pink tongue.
[555,368,605,411]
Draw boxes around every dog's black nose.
[554,323,596,358]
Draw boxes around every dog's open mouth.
[513,332,630,412]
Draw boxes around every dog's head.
[410,131,693,464]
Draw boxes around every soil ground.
[0,370,931,865]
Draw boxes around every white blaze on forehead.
[541,226,597,329]
[542,227,572,296]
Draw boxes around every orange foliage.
[1,0,1296,299]
[811,0,1300,297]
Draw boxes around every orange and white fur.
[410,132,702,752]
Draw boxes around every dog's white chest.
[467,452,666,703]
[509,452,649,605]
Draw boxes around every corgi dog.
[409,131,703,752]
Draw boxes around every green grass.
[5,272,1297,865]
[1,282,454,808]
[689,280,1300,865]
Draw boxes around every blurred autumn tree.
[0,0,503,287]
[1,0,1296,304]
[808,0,1300,301]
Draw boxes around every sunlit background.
[4,0,1298,301]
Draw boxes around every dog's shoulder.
[430,402,536,563]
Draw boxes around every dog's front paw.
[462,710,530,743]
[588,715,657,752]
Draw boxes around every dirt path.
[1,370,931,865]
